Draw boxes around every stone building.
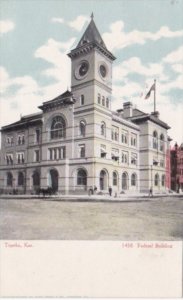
[0,16,171,195]
[171,143,183,192]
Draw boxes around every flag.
[145,82,155,99]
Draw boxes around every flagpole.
[154,79,156,112]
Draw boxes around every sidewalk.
[1,192,183,203]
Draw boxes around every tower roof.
[76,17,107,49]
[68,15,116,61]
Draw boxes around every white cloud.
[111,87,183,144]
[68,15,89,31]
[103,21,183,51]
[160,74,183,92]
[51,17,64,24]
[0,66,43,127]
[163,46,183,63]
[0,20,15,34]
[171,64,183,73]
[35,37,76,91]
[0,35,78,128]
[113,57,166,82]
[162,46,183,76]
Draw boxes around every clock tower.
[68,14,116,110]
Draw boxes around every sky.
[0,0,183,145]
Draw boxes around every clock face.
[99,64,107,78]
[75,61,89,79]
[79,62,89,76]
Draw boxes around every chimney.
[151,111,160,118]
[123,102,133,118]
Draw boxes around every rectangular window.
[49,149,52,160]
[48,146,66,160]
[160,160,164,167]
[121,151,128,164]
[100,144,107,158]
[111,126,119,141]
[6,154,13,165]
[6,136,14,146]
[58,146,66,159]
[160,141,164,152]
[131,133,137,147]
[17,134,25,145]
[35,129,40,143]
[131,153,137,165]
[79,144,85,158]
[102,96,105,106]
[98,93,101,104]
[17,152,24,164]
[121,130,128,144]
[53,148,57,160]
[112,148,119,161]
[35,150,40,162]
[106,98,109,108]
[80,94,84,105]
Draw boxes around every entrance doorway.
[49,169,59,192]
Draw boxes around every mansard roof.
[1,112,42,131]
[38,89,76,112]
[68,17,116,61]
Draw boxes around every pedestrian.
[88,187,93,196]
[109,186,112,196]
[94,186,97,194]
[149,187,153,197]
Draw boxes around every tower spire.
[91,12,94,19]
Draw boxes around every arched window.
[106,98,109,108]
[99,169,108,190]
[51,116,66,139]
[161,174,165,186]
[79,121,86,137]
[153,131,158,149]
[113,171,118,186]
[18,172,24,186]
[131,173,137,186]
[122,172,128,190]
[98,93,101,104]
[77,169,87,186]
[102,96,105,106]
[7,172,13,186]
[160,134,164,151]
[154,173,159,186]
[101,122,106,136]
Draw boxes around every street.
[0,197,183,240]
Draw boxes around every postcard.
[0,0,183,297]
